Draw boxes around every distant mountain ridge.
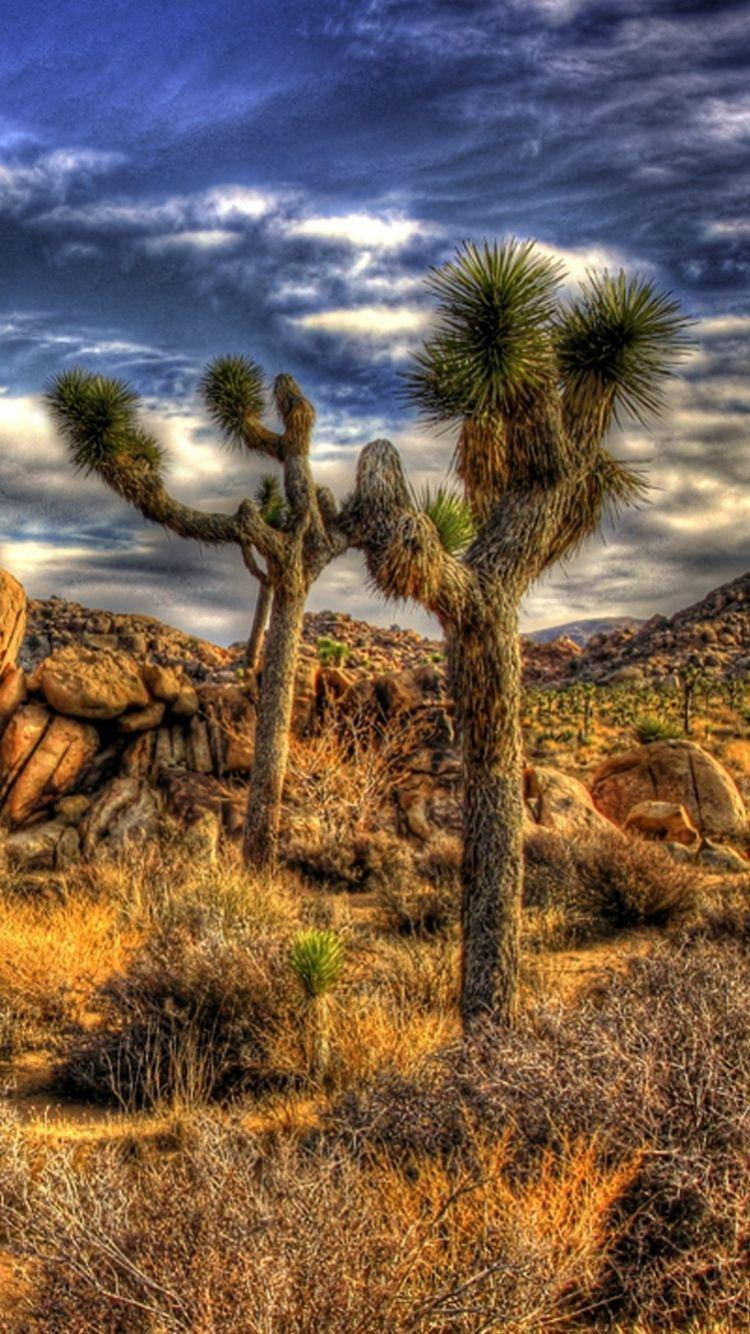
[527,616,643,647]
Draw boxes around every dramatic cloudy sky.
[0,0,748,642]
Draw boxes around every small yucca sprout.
[290,929,344,1082]
[290,929,344,998]
[256,473,286,529]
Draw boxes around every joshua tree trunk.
[244,579,272,672]
[243,581,306,868]
[452,606,523,1028]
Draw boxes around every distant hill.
[527,616,643,647]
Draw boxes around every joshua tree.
[46,360,348,868]
[345,240,689,1028]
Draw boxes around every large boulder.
[2,714,98,825]
[524,766,616,838]
[36,646,150,720]
[0,570,26,676]
[592,740,747,839]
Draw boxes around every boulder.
[79,776,159,857]
[623,800,700,847]
[524,766,615,838]
[37,646,150,720]
[0,570,26,675]
[5,817,66,869]
[592,740,747,839]
[171,685,199,719]
[0,666,26,736]
[0,702,51,806]
[2,714,98,825]
[142,662,182,704]
[697,840,749,874]
[118,700,166,733]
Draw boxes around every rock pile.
[571,571,750,684]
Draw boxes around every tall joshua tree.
[46,360,347,868]
[345,240,689,1029]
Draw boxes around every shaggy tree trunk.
[244,580,272,672]
[452,603,524,1028]
[243,582,306,869]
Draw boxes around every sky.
[0,0,748,643]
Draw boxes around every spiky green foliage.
[45,369,164,477]
[404,239,564,425]
[415,484,476,555]
[555,271,692,430]
[200,354,266,449]
[289,930,344,999]
[256,474,285,529]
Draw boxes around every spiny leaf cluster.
[201,354,266,450]
[289,930,344,999]
[45,369,164,478]
[414,483,476,555]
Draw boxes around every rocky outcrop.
[2,714,98,825]
[591,740,747,840]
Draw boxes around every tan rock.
[592,740,746,839]
[623,800,699,846]
[3,714,98,825]
[171,685,199,718]
[118,699,166,733]
[0,666,26,735]
[524,766,615,838]
[291,661,319,736]
[56,793,91,825]
[698,840,749,873]
[142,662,182,703]
[79,776,147,856]
[186,717,213,773]
[38,646,149,719]
[121,730,155,779]
[0,702,50,806]
[5,817,65,869]
[55,824,81,869]
[0,570,26,675]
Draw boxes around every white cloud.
[285,212,427,250]
[700,95,750,141]
[291,304,429,337]
[535,240,643,284]
[143,229,242,253]
[699,315,750,338]
[0,148,120,213]
[705,219,750,238]
[38,185,277,235]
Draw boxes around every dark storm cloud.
[0,0,748,640]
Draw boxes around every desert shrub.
[379,877,458,935]
[57,915,298,1110]
[0,1110,633,1333]
[286,829,412,894]
[523,826,697,945]
[330,936,750,1326]
[634,714,682,743]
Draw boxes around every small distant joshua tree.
[344,239,689,1029]
[46,360,349,868]
[289,928,344,1081]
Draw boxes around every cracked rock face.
[591,740,747,839]
[0,571,26,679]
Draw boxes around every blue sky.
[0,0,748,641]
